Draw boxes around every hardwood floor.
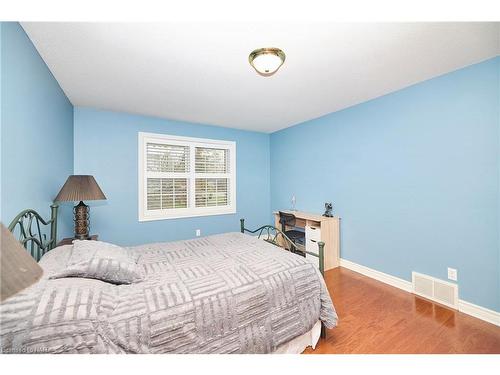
[304,267,500,354]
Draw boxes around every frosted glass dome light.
[249,48,286,76]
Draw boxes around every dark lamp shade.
[54,175,106,202]
[1,224,43,302]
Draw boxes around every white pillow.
[50,240,142,284]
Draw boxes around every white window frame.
[138,132,236,221]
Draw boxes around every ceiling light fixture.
[248,48,286,77]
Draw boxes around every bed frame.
[7,204,59,261]
[240,218,325,276]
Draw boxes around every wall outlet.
[196,229,201,237]
[447,267,457,281]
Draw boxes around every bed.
[0,205,338,354]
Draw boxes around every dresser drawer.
[305,225,321,241]
[306,238,320,255]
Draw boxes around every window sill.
[138,207,237,222]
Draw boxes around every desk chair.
[278,211,305,254]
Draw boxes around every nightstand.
[57,235,98,247]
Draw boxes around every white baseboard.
[458,300,500,326]
[339,258,412,293]
[339,258,500,327]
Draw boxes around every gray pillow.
[50,240,142,284]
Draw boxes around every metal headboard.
[239,218,325,276]
[7,204,59,261]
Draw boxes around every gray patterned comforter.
[0,232,337,353]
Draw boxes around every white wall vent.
[412,272,458,309]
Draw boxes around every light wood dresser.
[273,210,340,270]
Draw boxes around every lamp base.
[73,201,90,240]
[74,235,91,240]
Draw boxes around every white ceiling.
[22,22,499,133]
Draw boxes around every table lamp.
[54,175,106,240]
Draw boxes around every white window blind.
[146,143,189,173]
[139,133,236,221]
[146,178,188,210]
[195,147,228,173]
[195,178,229,208]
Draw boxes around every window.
[139,132,236,221]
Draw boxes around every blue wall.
[271,57,500,311]
[2,22,498,312]
[0,22,74,237]
[73,107,271,246]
